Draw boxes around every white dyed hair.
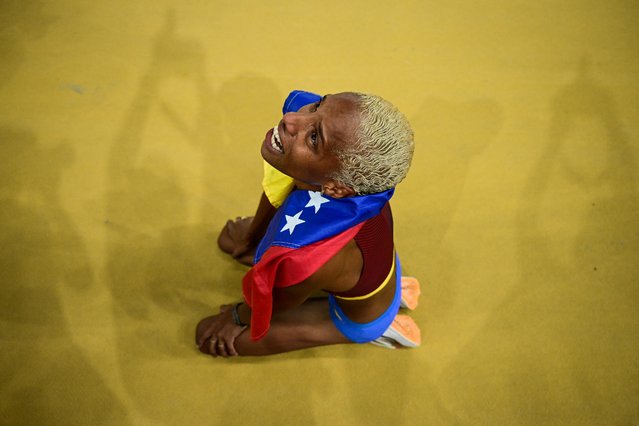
[331,93,414,194]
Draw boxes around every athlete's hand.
[196,306,247,358]
[217,216,256,266]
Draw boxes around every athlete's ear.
[322,180,355,198]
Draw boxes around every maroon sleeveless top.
[329,202,394,298]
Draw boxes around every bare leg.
[233,298,351,356]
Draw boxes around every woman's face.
[261,93,360,190]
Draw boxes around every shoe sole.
[383,314,421,347]
[400,276,421,310]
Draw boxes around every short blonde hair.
[332,93,414,194]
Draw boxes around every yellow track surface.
[1,1,637,424]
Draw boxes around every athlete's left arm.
[271,239,360,313]
[197,241,357,356]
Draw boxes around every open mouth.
[270,126,284,153]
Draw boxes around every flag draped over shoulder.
[242,188,394,340]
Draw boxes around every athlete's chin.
[260,143,269,160]
[261,145,279,165]
[261,149,287,173]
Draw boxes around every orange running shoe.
[371,314,421,348]
[400,276,421,310]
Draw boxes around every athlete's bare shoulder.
[304,239,362,294]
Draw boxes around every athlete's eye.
[310,131,318,147]
[310,101,321,112]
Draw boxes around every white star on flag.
[280,210,306,235]
[305,191,330,213]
